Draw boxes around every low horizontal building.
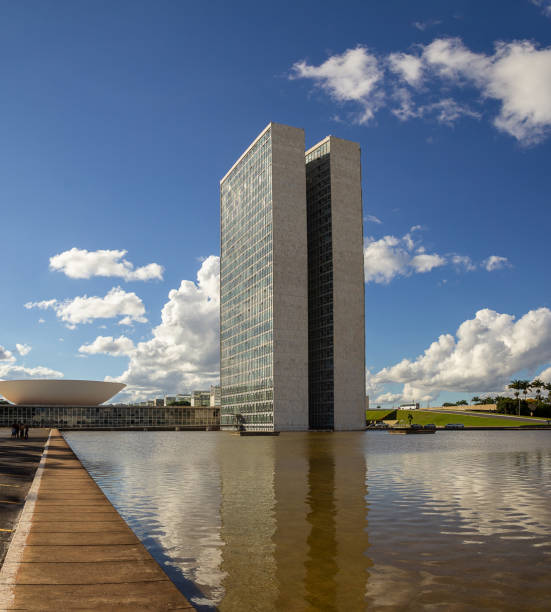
[0,404,220,431]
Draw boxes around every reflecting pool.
[64,431,551,610]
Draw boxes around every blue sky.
[1,0,551,404]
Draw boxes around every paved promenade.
[0,429,50,567]
[0,430,192,610]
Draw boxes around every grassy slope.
[395,410,529,427]
[366,409,395,421]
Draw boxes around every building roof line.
[220,123,273,185]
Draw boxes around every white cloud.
[410,253,446,273]
[38,318,45,324]
[483,255,511,271]
[0,346,15,362]
[16,343,31,356]
[79,335,135,356]
[291,37,551,144]
[291,46,384,123]
[25,287,147,328]
[388,53,424,87]
[0,364,63,380]
[538,365,551,382]
[452,255,476,271]
[421,98,481,125]
[531,0,551,18]
[364,229,446,283]
[49,248,163,281]
[105,256,220,400]
[0,344,61,385]
[370,307,551,402]
[364,214,382,224]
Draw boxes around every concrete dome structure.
[0,380,126,406]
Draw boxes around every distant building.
[153,398,164,407]
[191,391,210,407]
[210,385,221,407]
[164,394,191,406]
[0,404,220,430]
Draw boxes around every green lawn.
[366,409,395,421]
[395,410,532,427]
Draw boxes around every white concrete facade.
[271,124,309,431]
[326,137,366,430]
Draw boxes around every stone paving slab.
[25,531,140,546]
[1,581,193,610]
[19,544,151,563]
[1,430,192,610]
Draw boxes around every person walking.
[23,423,29,440]
[19,423,24,439]
[11,422,17,438]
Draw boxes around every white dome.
[0,380,126,406]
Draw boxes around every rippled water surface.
[64,431,551,611]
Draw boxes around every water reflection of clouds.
[66,431,551,611]
[367,438,551,540]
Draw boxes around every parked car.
[444,423,465,429]
[410,424,423,429]
[424,424,437,430]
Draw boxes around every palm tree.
[472,396,482,404]
[544,382,551,405]
[531,379,544,416]
[508,380,525,416]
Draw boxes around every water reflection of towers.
[218,433,371,610]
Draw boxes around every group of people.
[11,422,29,440]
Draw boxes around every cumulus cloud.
[370,307,551,403]
[25,287,147,328]
[483,255,511,271]
[0,364,63,380]
[388,53,424,87]
[0,346,15,362]
[0,344,63,383]
[291,37,551,144]
[291,46,384,123]
[49,248,163,281]
[104,256,220,400]
[16,343,31,356]
[364,228,446,283]
[79,336,135,356]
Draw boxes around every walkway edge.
[0,429,52,606]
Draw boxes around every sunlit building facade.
[220,123,364,431]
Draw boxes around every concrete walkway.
[0,429,50,568]
[0,430,193,610]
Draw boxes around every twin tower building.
[220,123,365,432]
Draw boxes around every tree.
[544,383,551,405]
[472,396,482,404]
[455,400,468,406]
[531,379,545,416]
[508,380,524,416]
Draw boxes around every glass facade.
[305,140,334,430]
[220,127,274,430]
[0,405,220,429]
